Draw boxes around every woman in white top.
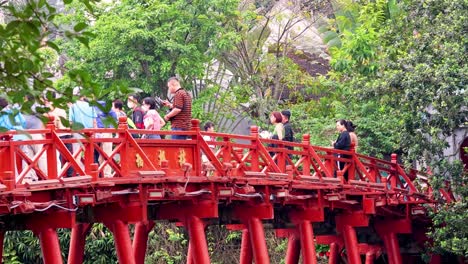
[268,111,284,157]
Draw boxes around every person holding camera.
[162,77,192,140]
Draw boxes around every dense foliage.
[60,0,239,96]
[324,0,467,256]
[0,0,101,115]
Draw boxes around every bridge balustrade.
[0,116,456,264]
[0,116,439,201]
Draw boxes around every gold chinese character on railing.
[178,149,186,168]
[158,149,166,166]
[135,153,143,168]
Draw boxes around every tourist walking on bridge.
[281,109,294,160]
[269,111,284,157]
[142,97,165,139]
[127,94,145,130]
[162,77,192,140]
[69,87,96,170]
[332,119,351,181]
[346,121,358,152]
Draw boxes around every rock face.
[264,0,330,73]
[266,0,330,61]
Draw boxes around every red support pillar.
[429,254,441,264]
[299,220,317,264]
[0,230,4,262]
[387,233,402,264]
[240,229,253,264]
[107,220,135,264]
[68,223,91,264]
[342,225,360,264]
[328,242,339,264]
[187,239,194,264]
[38,228,63,264]
[133,221,155,264]
[285,233,300,264]
[375,219,409,264]
[382,233,396,264]
[365,252,375,264]
[248,217,270,264]
[187,216,210,264]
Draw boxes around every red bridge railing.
[0,117,454,264]
[0,117,449,203]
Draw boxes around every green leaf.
[74,22,88,32]
[46,41,60,52]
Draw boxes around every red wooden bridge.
[0,117,453,264]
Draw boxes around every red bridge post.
[132,221,155,264]
[240,229,253,264]
[375,219,411,264]
[0,230,4,262]
[118,116,130,177]
[328,242,340,264]
[365,251,375,264]
[191,119,202,176]
[0,134,15,190]
[250,126,260,172]
[133,221,155,264]
[45,116,58,179]
[342,225,360,264]
[248,217,270,264]
[234,203,273,264]
[299,220,317,264]
[106,220,135,264]
[302,134,311,177]
[186,215,210,264]
[289,208,323,264]
[38,227,63,264]
[68,223,91,264]
[285,232,300,264]
[336,211,369,264]
[83,131,95,176]
[187,239,194,264]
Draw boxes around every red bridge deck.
[0,118,452,264]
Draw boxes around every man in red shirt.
[163,77,192,139]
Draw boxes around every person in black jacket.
[281,110,294,161]
[332,119,351,180]
[281,110,294,144]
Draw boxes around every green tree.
[326,0,467,256]
[61,0,239,96]
[0,0,99,116]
